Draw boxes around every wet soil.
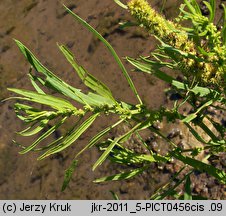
[0,0,225,199]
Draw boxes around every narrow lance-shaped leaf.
[203,0,216,22]
[158,39,204,62]
[92,121,147,171]
[14,40,110,107]
[126,57,174,83]
[173,82,224,101]
[127,56,214,99]
[33,135,65,152]
[197,120,218,142]
[184,122,208,144]
[124,57,225,100]
[109,191,119,200]
[61,159,78,191]
[210,0,216,21]
[184,0,199,15]
[94,166,148,183]
[206,117,226,138]
[28,72,45,94]
[63,5,142,105]
[150,166,186,200]
[114,0,128,9]
[153,170,193,200]
[171,151,226,184]
[140,55,176,69]
[17,119,49,137]
[19,116,67,154]
[126,57,221,102]
[184,175,192,200]
[110,148,156,165]
[110,146,169,164]
[8,88,77,112]
[17,124,34,135]
[182,100,214,123]
[38,113,99,160]
[75,119,124,158]
[58,44,116,103]
[190,0,202,14]
[13,103,38,122]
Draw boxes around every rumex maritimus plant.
[5,0,226,199]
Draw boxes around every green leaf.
[19,117,67,154]
[61,159,78,191]
[172,81,224,101]
[86,92,113,105]
[8,88,77,112]
[14,39,111,107]
[184,0,197,15]
[107,136,170,164]
[109,146,149,165]
[38,113,99,160]
[152,172,192,200]
[184,175,192,200]
[172,151,226,184]
[140,56,176,69]
[191,0,202,15]
[206,117,226,138]
[203,0,215,22]
[150,166,188,200]
[28,72,45,94]
[184,0,202,15]
[13,103,39,122]
[182,113,197,123]
[197,120,218,142]
[114,0,128,9]
[17,119,49,136]
[58,44,116,103]
[63,5,142,104]
[109,191,119,200]
[158,39,203,62]
[209,0,216,21]
[33,135,65,152]
[182,100,214,123]
[184,122,208,144]
[126,57,174,83]
[92,122,143,170]
[75,119,124,158]
[109,145,168,165]
[93,138,121,171]
[94,166,147,183]
[127,57,224,100]
[92,118,155,170]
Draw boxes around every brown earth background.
[0,0,225,199]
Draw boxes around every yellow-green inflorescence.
[127,0,225,90]
[127,0,191,49]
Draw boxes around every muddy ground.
[0,0,225,199]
